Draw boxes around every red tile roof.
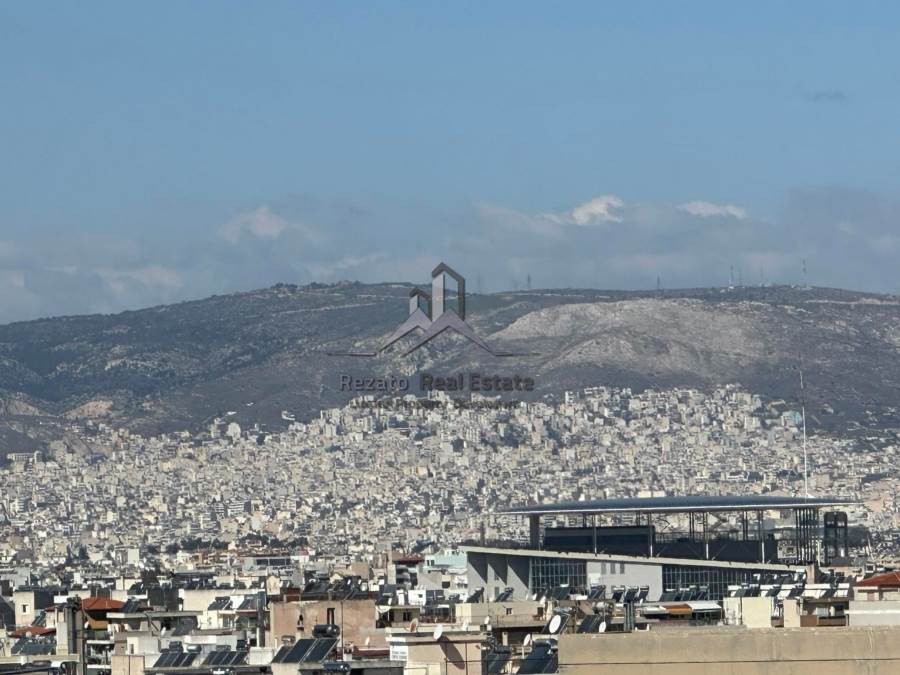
[856,571,900,588]
[82,597,126,611]
[11,626,56,638]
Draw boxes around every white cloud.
[569,195,625,225]
[480,194,626,237]
[677,200,748,219]
[220,206,290,243]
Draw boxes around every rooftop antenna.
[729,265,735,289]
[799,364,809,498]
[802,259,809,289]
[526,273,532,291]
[656,275,662,294]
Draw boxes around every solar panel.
[208,597,231,611]
[204,651,226,666]
[577,615,603,633]
[496,588,514,602]
[303,638,338,663]
[517,642,555,675]
[177,653,197,667]
[272,645,292,663]
[153,651,177,668]
[485,648,511,675]
[587,585,606,601]
[283,638,317,663]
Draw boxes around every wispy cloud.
[568,195,625,225]
[2,188,900,323]
[677,200,748,219]
[219,205,321,244]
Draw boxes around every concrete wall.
[404,638,484,675]
[723,597,774,628]
[268,599,384,649]
[466,554,488,594]
[847,600,900,626]
[586,561,662,599]
[111,654,145,675]
[12,589,52,626]
[456,601,542,625]
[465,553,529,600]
[560,626,900,675]
[467,552,664,601]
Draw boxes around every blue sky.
[1,2,900,321]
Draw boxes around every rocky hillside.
[2,282,900,449]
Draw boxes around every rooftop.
[856,571,900,588]
[500,494,858,516]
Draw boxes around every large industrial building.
[464,495,857,600]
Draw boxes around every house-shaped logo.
[331,262,526,357]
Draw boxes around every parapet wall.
[559,626,900,675]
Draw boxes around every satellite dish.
[548,615,563,634]
[25,631,33,639]
[598,621,607,633]
[523,634,532,646]
[433,624,444,641]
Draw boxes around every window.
[326,607,335,625]
[620,563,626,574]
[529,557,587,593]
[21,604,29,615]
[662,564,761,600]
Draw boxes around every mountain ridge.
[2,282,900,452]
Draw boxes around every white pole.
[800,368,809,498]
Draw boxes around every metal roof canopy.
[500,495,857,516]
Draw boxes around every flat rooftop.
[460,545,796,571]
[501,494,857,516]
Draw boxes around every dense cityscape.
[7,2,900,673]
[4,383,900,575]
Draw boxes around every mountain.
[2,282,900,451]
